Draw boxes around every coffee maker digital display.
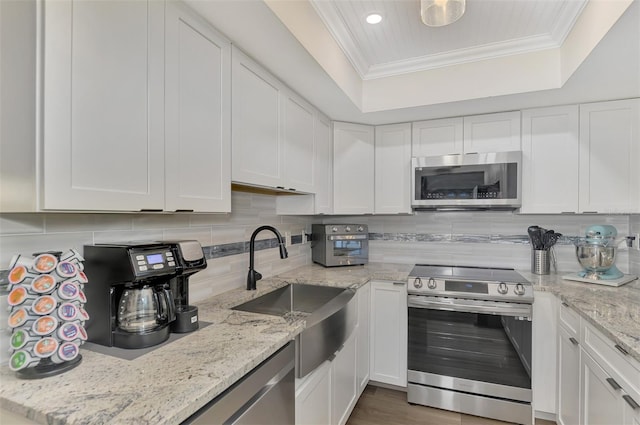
[83,241,207,349]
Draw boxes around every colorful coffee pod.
[10,329,40,351]
[56,303,78,321]
[51,342,80,364]
[56,281,80,301]
[33,337,59,358]
[30,274,57,294]
[7,286,36,307]
[31,315,59,336]
[31,295,58,316]
[8,308,36,329]
[57,322,81,342]
[9,350,40,371]
[32,253,58,274]
[7,265,35,286]
[54,261,78,280]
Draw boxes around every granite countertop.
[1,262,638,424]
[0,263,408,425]
[521,270,640,364]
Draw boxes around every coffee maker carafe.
[83,242,181,349]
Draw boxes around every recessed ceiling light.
[366,13,382,25]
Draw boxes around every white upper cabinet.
[231,47,284,188]
[412,117,463,157]
[579,98,640,213]
[375,123,412,214]
[314,114,334,214]
[333,122,375,214]
[411,111,520,157]
[283,93,315,193]
[463,111,521,153]
[42,0,165,211]
[165,1,231,212]
[520,105,579,214]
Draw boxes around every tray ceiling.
[311,0,588,79]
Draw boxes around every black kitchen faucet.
[247,225,288,290]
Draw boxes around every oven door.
[327,235,368,265]
[407,295,533,423]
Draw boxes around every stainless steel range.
[407,264,534,425]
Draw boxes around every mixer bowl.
[575,243,617,273]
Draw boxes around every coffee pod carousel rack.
[6,249,89,379]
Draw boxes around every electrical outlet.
[635,233,640,251]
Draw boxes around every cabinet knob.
[606,377,622,390]
[614,344,629,356]
[623,395,640,410]
[569,337,579,346]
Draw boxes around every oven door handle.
[408,295,532,318]
[328,235,368,241]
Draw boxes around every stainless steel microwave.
[311,224,368,267]
[411,151,522,210]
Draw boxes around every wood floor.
[346,386,556,425]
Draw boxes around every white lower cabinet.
[557,300,640,425]
[296,360,332,425]
[557,325,581,425]
[331,330,358,425]
[532,291,557,415]
[356,282,370,396]
[369,280,407,387]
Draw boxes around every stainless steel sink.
[232,284,356,378]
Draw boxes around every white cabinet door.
[411,117,463,156]
[165,1,231,212]
[314,114,333,214]
[369,280,407,387]
[295,360,332,425]
[42,0,165,211]
[333,122,374,214]
[331,329,357,425]
[375,123,412,214]
[520,106,579,214]
[231,47,283,188]
[356,282,370,396]
[581,351,626,425]
[579,98,640,213]
[557,325,581,425]
[532,291,557,415]
[463,111,521,153]
[283,92,315,193]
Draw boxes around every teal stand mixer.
[564,224,637,287]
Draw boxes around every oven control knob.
[345,226,351,232]
[514,283,526,296]
[332,227,338,232]
[497,282,509,294]
[413,277,423,289]
[427,278,437,290]
[357,226,364,232]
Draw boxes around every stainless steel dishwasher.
[183,341,294,425]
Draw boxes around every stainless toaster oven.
[311,224,368,267]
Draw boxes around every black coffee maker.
[163,240,207,333]
[84,242,181,349]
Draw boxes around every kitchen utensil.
[531,250,550,275]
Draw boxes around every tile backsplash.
[324,212,634,274]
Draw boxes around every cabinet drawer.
[558,301,580,337]
[582,321,640,399]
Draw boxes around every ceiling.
[186,0,640,124]
[310,0,587,80]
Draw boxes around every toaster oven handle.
[328,235,368,241]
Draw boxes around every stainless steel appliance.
[407,264,533,425]
[412,151,521,210]
[184,341,294,425]
[311,224,368,267]
[83,241,206,349]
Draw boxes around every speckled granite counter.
[0,263,409,424]
[520,271,640,364]
[1,262,638,424]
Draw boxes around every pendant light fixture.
[421,0,466,27]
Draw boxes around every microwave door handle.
[408,295,532,318]
[328,235,368,241]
